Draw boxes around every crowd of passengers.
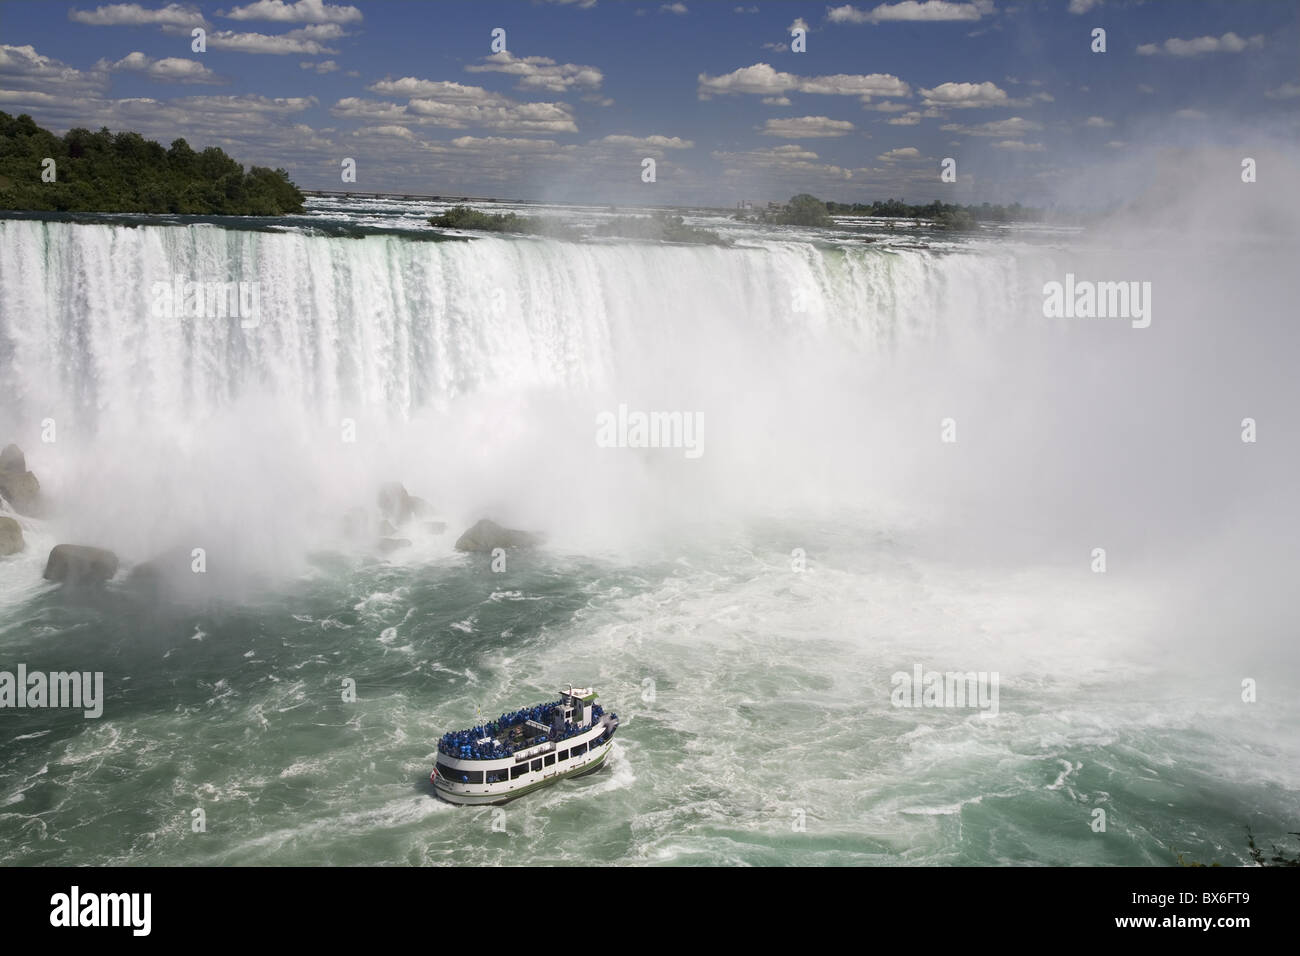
[438,700,607,760]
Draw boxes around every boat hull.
[432,742,613,806]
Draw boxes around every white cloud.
[877,146,920,160]
[712,143,856,181]
[734,5,758,11]
[0,43,108,94]
[919,80,1010,108]
[1083,115,1112,128]
[465,52,603,93]
[990,139,1044,151]
[699,62,909,99]
[69,3,204,27]
[1067,0,1101,13]
[595,134,694,149]
[335,93,579,134]
[762,115,855,138]
[369,78,503,102]
[660,2,688,13]
[99,51,224,83]
[827,1,991,25]
[204,24,348,55]
[1137,33,1264,57]
[762,96,792,105]
[1174,108,1207,120]
[218,0,363,23]
[356,124,416,140]
[941,116,1041,136]
[300,59,339,73]
[860,98,909,112]
[1265,82,1300,99]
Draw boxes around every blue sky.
[0,0,1297,206]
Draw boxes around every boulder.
[0,444,41,516]
[0,516,23,556]
[0,444,25,473]
[454,519,542,553]
[377,484,435,527]
[43,545,119,585]
[377,482,415,526]
[125,547,204,599]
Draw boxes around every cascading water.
[0,211,1296,866]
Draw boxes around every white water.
[1,211,1298,865]
[0,219,1040,565]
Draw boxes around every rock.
[377,482,415,526]
[0,444,25,473]
[0,516,23,556]
[408,496,434,518]
[377,537,411,554]
[125,547,203,598]
[378,519,397,537]
[454,519,542,553]
[424,521,447,535]
[43,545,119,585]
[0,444,41,516]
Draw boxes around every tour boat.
[430,686,619,805]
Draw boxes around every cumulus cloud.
[299,59,339,73]
[595,134,694,149]
[761,115,855,138]
[699,62,909,99]
[202,23,349,55]
[335,93,578,134]
[465,52,603,94]
[941,116,1041,136]
[218,0,363,23]
[990,139,1044,151]
[98,51,224,84]
[0,43,109,94]
[826,1,991,24]
[876,146,920,160]
[919,80,1011,108]
[68,3,204,27]
[1136,32,1264,57]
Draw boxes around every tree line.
[0,112,305,216]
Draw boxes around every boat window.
[544,754,555,766]
[571,742,587,757]
[437,763,483,785]
[558,749,569,761]
[511,763,529,779]
[531,759,542,772]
